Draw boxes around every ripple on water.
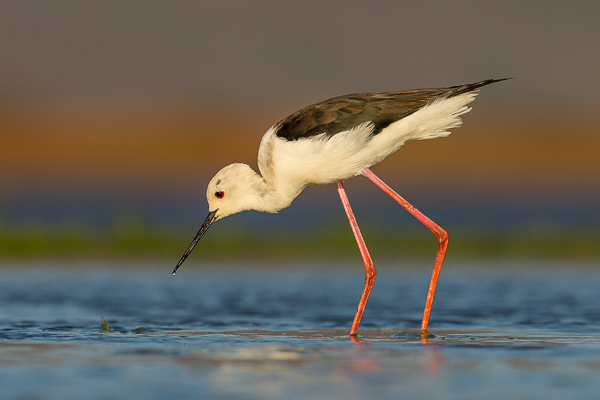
[2,264,600,399]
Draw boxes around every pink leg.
[337,181,377,336]
[361,167,448,333]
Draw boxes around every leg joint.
[365,266,377,281]
[436,228,449,244]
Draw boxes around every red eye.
[215,191,224,199]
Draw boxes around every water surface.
[1,262,599,399]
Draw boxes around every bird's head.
[172,163,263,275]
[205,163,264,220]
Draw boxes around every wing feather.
[275,79,506,141]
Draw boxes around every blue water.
[1,262,600,399]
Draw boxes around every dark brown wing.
[275,78,507,141]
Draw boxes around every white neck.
[235,165,299,215]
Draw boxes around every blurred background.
[1,1,599,263]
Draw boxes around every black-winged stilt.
[172,79,506,336]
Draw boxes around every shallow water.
[1,262,600,399]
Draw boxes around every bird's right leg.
[361,167,448,334]
[336,181,377,336]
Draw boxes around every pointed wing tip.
[450,78,511,97]
[485,77,512,84]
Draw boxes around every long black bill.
[171,210,218,276]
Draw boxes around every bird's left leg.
[336,181,377,337]
[361,167,448,333]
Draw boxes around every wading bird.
[172,79,505,336]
